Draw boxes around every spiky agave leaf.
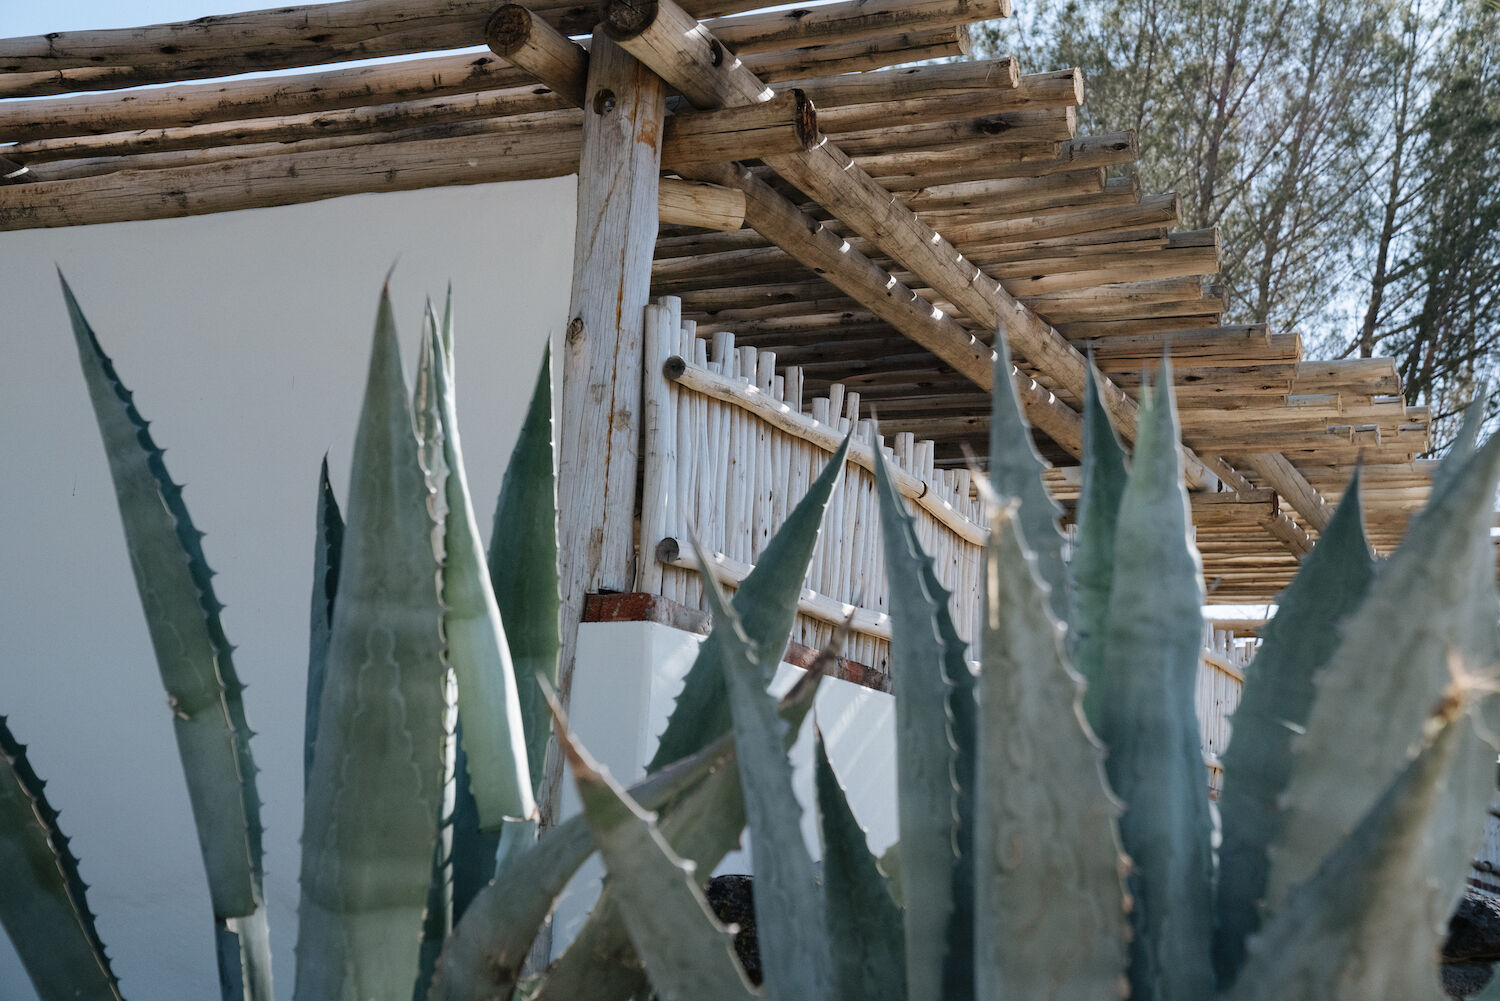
[872,437,968,1001]
[556,705,756,1001]
[533,668,824,1001]
[1212,476,1375,985]
[429,727,744,1001]
[1070,357,1128,735]
[294,289,448,1001]
[694,536,830,1000]
[902,455,979,1000]
[428,323,535,828]
[61,275,271,1001]
[1267,429,1500,909]
[815,729,905,1001]
[488,346,561,800]
[973,503,1129,1001]
[304,457,344,793]
[0,717,124,1001]
[1095,364,1214,1001]
[988,330,1068,621]
[646,433,851,773]
[1225,697,1495,1001]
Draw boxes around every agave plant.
[4,278,1500,1001]
[468,339,1500,1001]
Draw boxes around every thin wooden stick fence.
[639,294,987,674]
[1199,624,1252,797]
[639,292,1250,766]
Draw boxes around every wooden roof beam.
[0,98,790,229]
[0,0,987,97]
[482,2,1083,450]
[0,26,966,139]
[603,0,1222,488]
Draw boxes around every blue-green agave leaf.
[1212,475,1375,985]
[973,505,1129,1001]
[430,325,536,827]
[646,433,851,773]
[1225,705,1493,1001]
[1096,363,1215,1001]
[911,484,979,1001]
[1071,357,1128,735]
[61,275,264,920]
[815,729,905,1001]
[294,289,448,1001]
[535,666,824,1001]
[695,537,830,1000]
[429,733,740,1001]
[989,329,1068,621]
[62,277,272,1001]
[1267,429,1500,910]
[305,457,344,793]
[0,716,124,1001]
[489,346,561,799]
[559,715,757,1001]
[872,438,964,1001]
[448,720,503,924]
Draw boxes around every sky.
[4,2,288,35]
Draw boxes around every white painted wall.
[556,620,898,954]
[0,179,576,1001]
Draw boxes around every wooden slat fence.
[637,294,1252,774]
[638,295,987,674]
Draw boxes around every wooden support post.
[546,34,667,824]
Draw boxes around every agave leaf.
[872,438,965,1001]
[1070,357,1129,735]
[815,729,905,1001]
[646,433,851,773]
[0,717,124,1001]
[911,490,978,999]
[429,732,740,1001]
[1225,704,1493,1001]
[305,457,344,793]
[430,324,536,826]
[1267,430,1500,909]
[973,506,1129,1001]
[878,842,904,908]
[448,721,503,924]
[294,289,448,1001]
[414,305,450,552]
[559,714,757,1001]
[988,329,1068,621]
[535,668,823,1001]
[1096,365,1215,1001]
[1212,476,1376,985]
[61,277,271,1000]
[695,537,830,1000]
[489,347,561,799]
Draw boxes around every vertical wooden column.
[545,33,666,823]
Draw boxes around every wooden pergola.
[0,0,1437,802]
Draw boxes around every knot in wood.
[566,316,585,344]
[790,89,819,150]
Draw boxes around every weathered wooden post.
[544,32,667,824]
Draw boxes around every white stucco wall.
[0,179,576,1001]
